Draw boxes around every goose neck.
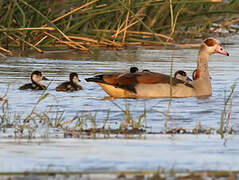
[196,47,210,78]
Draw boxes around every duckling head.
[31,71,48,83]
[174,70,188,82]
[130,67,139,73]
[70,72,80,84]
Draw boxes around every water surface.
[0,135,239,172]
[0,36,239,172]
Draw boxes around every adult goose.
[85,38,229,98]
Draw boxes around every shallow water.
[0,135,239,172]
[1,37,239,132]
[0,36,239,172]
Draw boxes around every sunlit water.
[0,36,239,172]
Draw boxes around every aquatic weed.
[219,82,236,139]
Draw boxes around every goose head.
[31,71,48,84]
[130,67,139,73]
[202,38,229,56]
[69,72,80,84]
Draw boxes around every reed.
[218,82,236,139]
[1,169,239,180]
[0,86,147,138]
[0,0,238,55]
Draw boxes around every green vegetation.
[0,0,238,57]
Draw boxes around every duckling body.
[56,72,82,92]
[19,71,48,90]
[19,82,46,90]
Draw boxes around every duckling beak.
[42,76,49,80]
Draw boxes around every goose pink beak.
[216,45,229,56]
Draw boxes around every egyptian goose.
[85,38,229,98]
[19,71,49,90]
[56,72,83,92]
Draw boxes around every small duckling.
[56,72,82,92]
[19,71,48,90]
[130,66,139,73]
[142,69,150,72]
[174,70,192,82]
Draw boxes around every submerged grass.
[219,82,237,139]
[1,169,239,180]
[0,86,148,138]
[0,78,238,138]
[0,0,238,56]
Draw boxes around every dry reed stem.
[60,119,77,127]
[123,0,131,44]
[0,86,10,111]
[44,32,77,48]
[100,37,123,47]
[112,20,140,38]
[13,34,43,53]
[54,30,89,51]
[113,0,146,41]
[46,0,99,25]
[124,42,142,46]
[177,43,200,47]
[44,32,82,50]
[18,0,89,51]
[127,0,149,25]
[169,0,174,33]
[0,27,55,32]
[113,0,146,40]
[114,20,126,41]
[0,46,12,56]
[169,10,180,38]
[0,98,8,112]
[212,18,239,32]
[4,33,20,46]
[34,35,48,47]
[131,2,147,20]
[128,37,200,47]
[105,29,173,40]
[114,25,122,42]
[59,41,85,46]
[0,52,7,58]
[226,97,233,128]
[122,13,130,44]
[68,36,98,44]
